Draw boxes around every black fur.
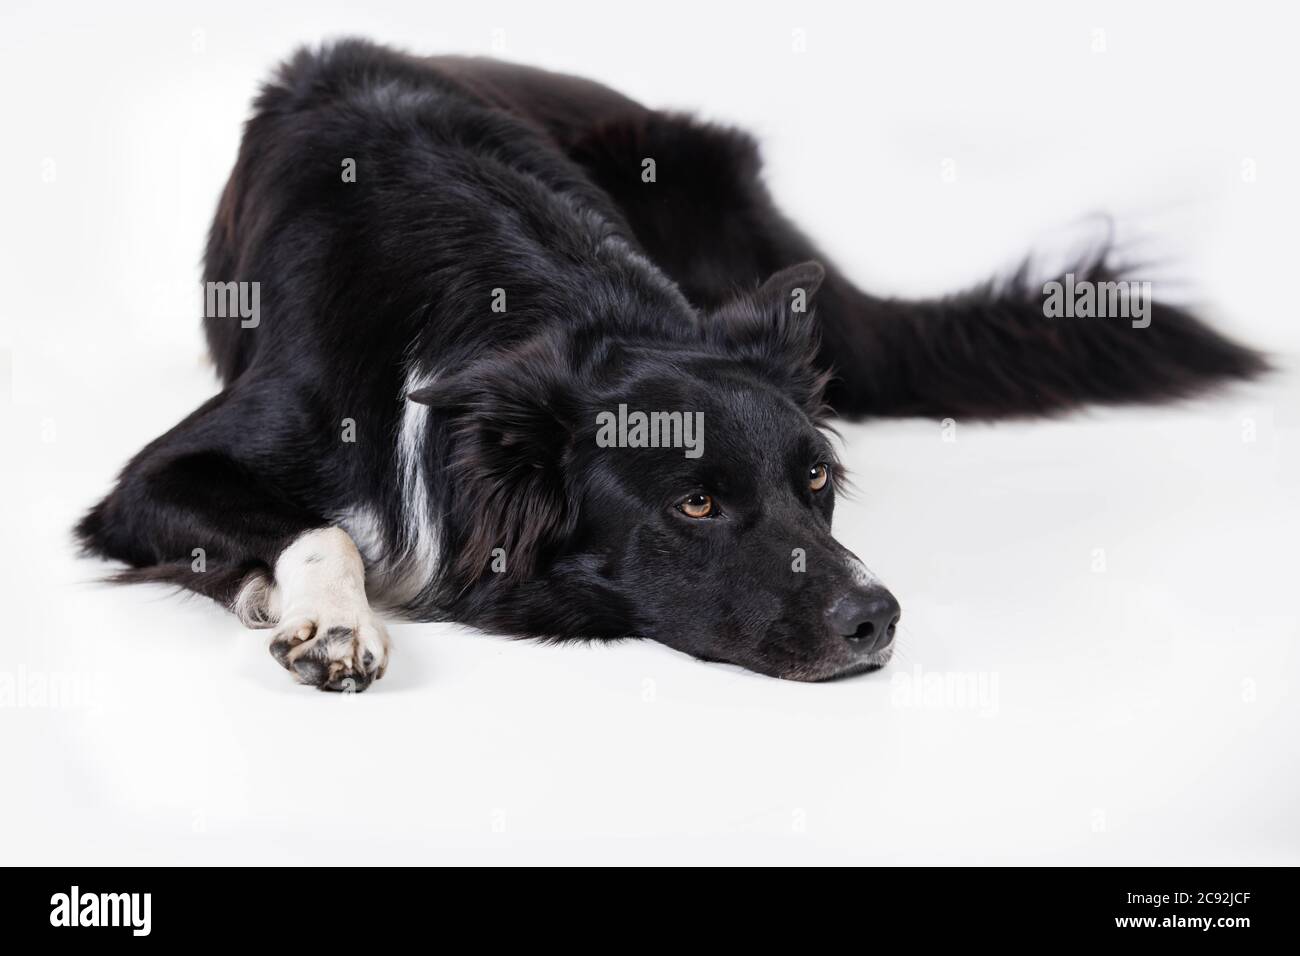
[77,39,1265,685]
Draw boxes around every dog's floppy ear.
[407,334,581,590]
[755,260,825,309]
[707,260,830,416]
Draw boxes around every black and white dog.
[77,40,1264,688]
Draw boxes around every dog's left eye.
[808,463,830,492]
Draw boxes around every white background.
[2,0,1297,864]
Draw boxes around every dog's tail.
[815,249,1267,420]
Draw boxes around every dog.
[76,39,1265,688]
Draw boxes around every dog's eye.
[677,493,715,519]
[808,463,830,492]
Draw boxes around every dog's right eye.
[677,493,715,519]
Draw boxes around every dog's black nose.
[828,590,900,654]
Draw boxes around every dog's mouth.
[683,598,900,681]
[784,645,896,683]
[693,635,897,681]
[693,647,893,681]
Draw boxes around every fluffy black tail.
[816,253,1267,420]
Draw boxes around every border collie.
[76,40,1265,688]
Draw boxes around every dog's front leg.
[265,527,391,692]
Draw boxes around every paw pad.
[268,619,388,692]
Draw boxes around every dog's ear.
[407,334,581,590]
[707,261,830,416]
[755,260,826,310]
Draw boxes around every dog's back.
[202,41,659,386]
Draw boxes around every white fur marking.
[273,528,370,618]
[847,556,881,588]
[233,570,275,628]
[387,367,445,602]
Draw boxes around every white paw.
[263,527,392,692]
[269,612,390,692]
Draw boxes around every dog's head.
[409,261,900,681]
